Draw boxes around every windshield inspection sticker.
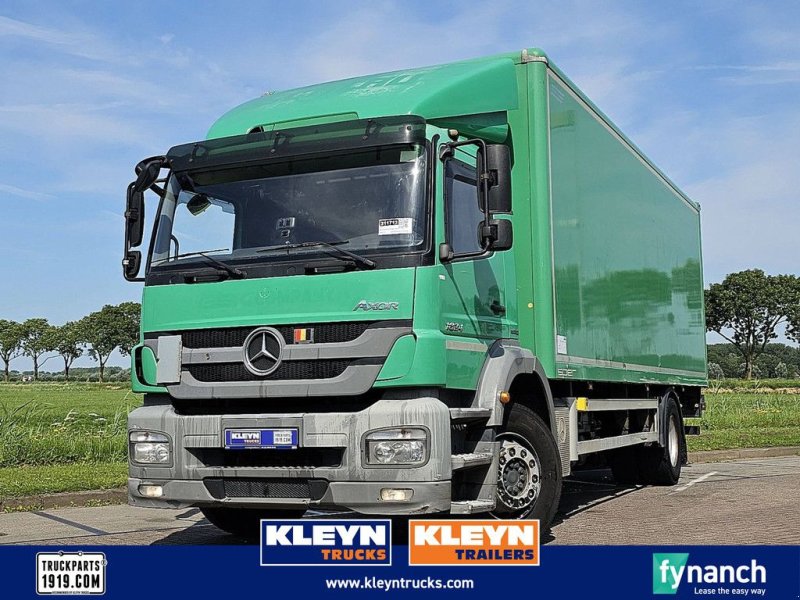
[378,218,413,235]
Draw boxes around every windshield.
[149,144,427,271]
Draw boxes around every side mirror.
[134,156,166,194]
[123,155,165,282]
[123,250,142,281]
[125,183,145,248]
[480,219,513,251]
[481,144,511,213]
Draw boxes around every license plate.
[224,428,299,449]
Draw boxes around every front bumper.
[127,392,452,515]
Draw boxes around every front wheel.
[200,506,306,540]
[490,403,562,530]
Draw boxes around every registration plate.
[224,428,299,449]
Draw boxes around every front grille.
[187,359,352,382]
[191,447,344,468]
[177,322,374,348]
[204,477,328,500]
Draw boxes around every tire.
[639,395,683,485]
[608,395,684,486]
[490,403,562,530]
[200,506,307,540]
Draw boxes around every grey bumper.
[128,393,452,515]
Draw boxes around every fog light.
[380,488,414,502]
[138,484,163,498]
[129,431,171,464]
[365,428,428,466]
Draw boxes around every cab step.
[451,452,494,471]
[449,407,492,424]
[450,499,495,514]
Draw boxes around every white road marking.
[670,471,718,494]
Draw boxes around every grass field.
[0,381,798,500]
[0,383,140,501]
[687,389,800,451]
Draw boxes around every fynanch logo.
[652,553,767,595]
[353,300,399,311]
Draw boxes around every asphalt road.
[1,456,798,546]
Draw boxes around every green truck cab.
[123,48,707,535]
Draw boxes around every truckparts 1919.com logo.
[408,520,539,566]
[260,519,391,567]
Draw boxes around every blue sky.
[1,1,799,370]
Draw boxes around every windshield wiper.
[159,249,245,279]
[257,240,376,270]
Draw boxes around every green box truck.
[123,48,707,535]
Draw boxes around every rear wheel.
[608,394,684,486]
[490,403,562,530]
[639,396,683,485]
[200,506,306,540]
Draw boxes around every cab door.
[438,145,514,388]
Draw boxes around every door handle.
[490,300,506,315]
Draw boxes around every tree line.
[0,303,140,382]
[707,343,800,379]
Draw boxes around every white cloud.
[0,183,54,201]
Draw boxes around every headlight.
[365,428,427,466]
[129,431,171,465]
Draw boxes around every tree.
[19,318,56,381]
[0,320,25,382]
[707,362,724,380]
[705,270,800,379]
[80,306,120,383]
[80,303,139,382]
[116,302,141,357]
[51,321,85,381]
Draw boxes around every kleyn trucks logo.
[260,519,391,567]
[408,520,539,566]
[653,553,767,595]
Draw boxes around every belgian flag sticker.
[293,328,313,344]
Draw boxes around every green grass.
[687,391,800,451]
[0,462,127,500]
[0,384,140,500]
[708,378,800,391]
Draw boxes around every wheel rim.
[491,432,541,519]
[668,416,679,467]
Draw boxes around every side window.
[445,158,483,255]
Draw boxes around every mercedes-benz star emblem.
[242,327,284,376]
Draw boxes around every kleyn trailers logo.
[653,553,767,595]
[260,519,391,567]
[408,520,539,566]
